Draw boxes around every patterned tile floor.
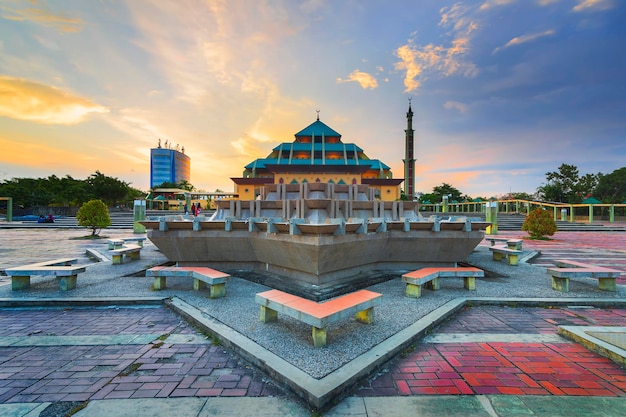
[0,229,624,405]
[0,306,282,404]
[356,306,626,397]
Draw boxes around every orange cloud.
[395,5,478,92]
[0,135,93,172]
[336,70,379,89]
[0,0,83,33]
[0,76,108,124]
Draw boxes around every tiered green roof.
[243,119,390,174]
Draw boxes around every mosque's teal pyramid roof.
[243,118,391,174]
[295,120,341,138]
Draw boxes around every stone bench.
[110,244,142,265]
[146,266,230,298]
[107,237,147,250]
[256,289,382,347]
[489,245,522,266]
[547,259,621,292]
[485,237,523,250]
[402,267,484,298]
[5,258,86,291]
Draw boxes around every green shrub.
[522,208,557,239]
[76,199,111,236]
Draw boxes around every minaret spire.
[403,98,416,200]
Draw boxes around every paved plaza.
[0,227,624,416]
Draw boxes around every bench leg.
[11,276,30,290]
[209,283,226,299]
[464,276,476,291]
[127,251,141,261]
[112,254,124,265]
[260,305,278,323]
[492,252,504,261]
[426,277,440,291]
[405,283,422,298]
[355,307,375,324]
[193,279,207,291]
[312,326,326,347]
[552,275,569,292]
[598,277,617,292]
[153,276,167,290]
[507,254,519,266]
[59,275,77,291]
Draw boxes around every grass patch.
[69,235,109,240]
[118,362,142,377]
[67,401,89,416]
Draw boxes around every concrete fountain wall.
[142,183,489,300]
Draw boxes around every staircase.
[496,213,626,232]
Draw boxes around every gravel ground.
[1,234,623,380]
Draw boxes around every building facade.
[231,116,403,201]
[150,146,191,189]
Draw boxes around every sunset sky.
[1,0,624,198]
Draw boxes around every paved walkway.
[0,228,624,416]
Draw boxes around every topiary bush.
[76,199,111,236]
[522,208,557,239]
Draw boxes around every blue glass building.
[150,147,191,189]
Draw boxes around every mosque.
[231,104,416,202]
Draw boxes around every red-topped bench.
[255,289,382,347]
[146,266,230,298]
[402,267,484,298]
[547,260,621,292]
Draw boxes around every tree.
[429,183,463,203]
[594,167,626,203]
[87,171,130,206]
[537,163,599,203]
[522,208,557,239]
[76,199,111,236]
[178,180,195,191]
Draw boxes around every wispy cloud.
[444,101,469,114]
[479,0,517,11]
[0,76,108,124]
[493,29,556,53]
[336,70,378,89]
[0,0,83,33]
[573,0,614,12]
[395,4,478,92]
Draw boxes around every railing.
[419,199,626,224]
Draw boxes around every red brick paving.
[357,306,626,397]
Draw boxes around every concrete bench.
[146,266,230,298]
[5,258,86,291]
[402,267,484,298]
[489,245,522,266]
[547,259,621,292]
[485,237,523,250]
[110,244,142,265]
[107,237,147,250]
[256,289,382,347]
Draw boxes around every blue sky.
[0,0,624,198]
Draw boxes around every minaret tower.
[403,99,416,199]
